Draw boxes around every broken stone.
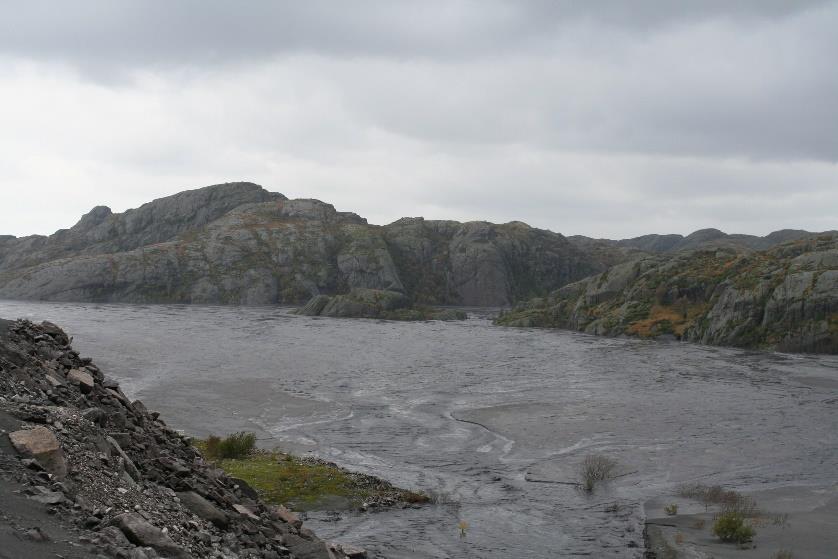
[338,543,368,558]
[106,435,141,481]
[177,491,229,529]
[8,426,67,479]
[232,503,259,520]
[110,513,189,559]
[29,486,65,505]
[271,505,303,529]
[67,369,95,393]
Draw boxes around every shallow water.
[2,300,837,558]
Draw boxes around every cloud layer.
[1,1,836,238]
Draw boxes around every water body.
[1,300,837,558]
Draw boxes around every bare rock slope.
[0,183,601,306]
[0,318,363,558]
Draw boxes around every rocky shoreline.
[497,233,838,354]
[0,317,372,559]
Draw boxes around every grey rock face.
[384,218,599,306]
[297,288,408,318]
[0,182,280,271]
[498,234,838,354]
[0,183,602,306]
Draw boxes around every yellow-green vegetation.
[193,434,430,511]
[626,303,706,338]
[713,512,755,545]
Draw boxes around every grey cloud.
[0,0,832,67]
[0,1,836,239]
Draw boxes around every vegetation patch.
[713,512,755,545]
[625,304,702,338]
[578,454,618,493]
[194,434,430,511]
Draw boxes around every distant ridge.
[0,181,830,309]
[0,182,600,306]
[569,227,826,255]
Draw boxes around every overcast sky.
[1,1,836,239]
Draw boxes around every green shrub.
[664,503,678,516]
[204,432,256,460]
[713,512,755,544]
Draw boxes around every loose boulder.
[177,491,228,528]
[110,513,190,559]
[67,368,95,393]
[8,426,67,479]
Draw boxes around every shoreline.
[0,318,373,558]
[191,439,431,513]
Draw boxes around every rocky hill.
[497,233,838,353]
[569,227,824,255]
[0,183,602,307]
[0,318,367,558]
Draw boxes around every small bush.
[664,503,678,516]
[676,483,759,516]
[578,454,618,493]
[713,512,755,544]
[204,432,256,460]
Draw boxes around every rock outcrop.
[296,288,467,321]
[0,183,602,307]
[497,233,838,354]
[0,318,365,558]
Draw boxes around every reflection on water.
[1,300,837,558]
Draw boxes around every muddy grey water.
[2,300,837,558]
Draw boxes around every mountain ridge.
[0,183,600,306]
[0,182,830,310]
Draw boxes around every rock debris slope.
[0,318,365,558]
[497,233,838,353]
[0,183,602,306]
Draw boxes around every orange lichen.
[626,304,705,337]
